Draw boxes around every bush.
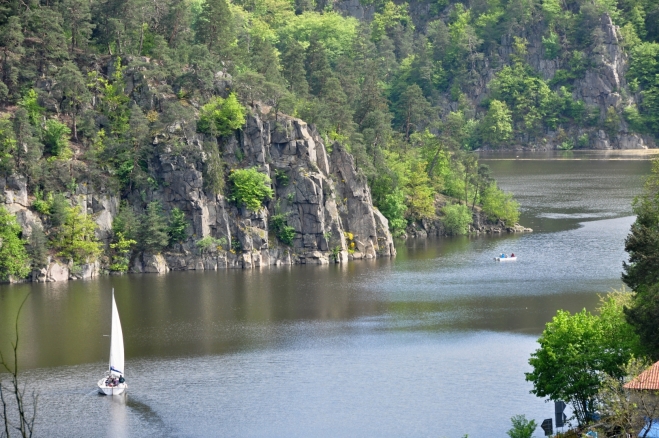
[0,206,31,280]
[196,236,228,253]
[378,188,407,234]
[441,203,472,235]
[228,168,273,211]
[270,212,296,245]
[481,184,520,225]
[197,93,246,136]
[506,415,537,438]
[168,207,188,245]
[42,119,71,156]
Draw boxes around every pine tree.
[55,62,91,139]
[281,40,309,95]
[27,224,49,270]
[137,201,169,253]
[0,16,24,103]
[196,0,236,62]
[168,207,188,245]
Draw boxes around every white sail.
[108,290,125,377]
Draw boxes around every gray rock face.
[126,111,395,272]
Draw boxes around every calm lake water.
[0,150,654,437]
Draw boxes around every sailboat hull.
[97,378,127,396]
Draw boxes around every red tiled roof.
[624,361,659,390]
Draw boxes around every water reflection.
[0,153,651,437]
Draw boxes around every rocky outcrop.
[125,110,395,273]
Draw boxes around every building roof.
[624,361,659,390]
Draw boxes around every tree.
[0,114,16,177]
[441,203,472,235]
[60,0,94,53]
[507,415,537,438]
[481,100,513,147]
[397,84,431,141]
[281,40,309,95]
[0,16,24,103]
[168,207,188,245]
[195,0,235,61]
[526,292,642,426]
[228,168,273,211]
[405,160,435,220]
[53,205,103,264]
[27,225,48,270]
[623,159,659,291]
[54,62,91,139]
[137,201,169,253]
[0,206,30,281]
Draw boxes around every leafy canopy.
[228,167,273,211]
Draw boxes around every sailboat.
[97,289,127,395]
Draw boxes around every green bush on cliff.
[197,94,246,137]
[228,168,273,211]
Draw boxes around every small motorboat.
[98,289,127,395]
[494,256,517,262]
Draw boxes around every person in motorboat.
[511,253,515,258]
[500,253,506,258]
[119,376,125,384]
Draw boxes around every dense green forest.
[1,0,658,276]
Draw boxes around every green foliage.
[42,119,71,156]
[196,235,227,253]
[269,210,296,245]
[17,89,44,126]
[137,201,169,253]
[53,205,103,263]
[112,203,138,241]
[49,193,70,227]
[109,231,136,272]
[168,207,188,245]
[623,159,659,292]
[27,224,48,269]
[506,415,537,438]
[228,167,273,211]
[379,188,407,234]
[481,99,512,147]
[441,203,472,235]
[481,184,520,224]
[0,206,31,280]
[526,291,642,426]
[197,93,246,136]
[0,114,16,175]
[203,141,225,196]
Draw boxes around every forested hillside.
[0,0,655,278]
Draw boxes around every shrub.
[270,212,296,245]
[481,184,520,225]
[441,203,472,235]
[228,168,273,211]
[196,236,228,253]
[506,415,537,438]
[168,207,188,245]
[378,188,407,235]
[0,206,31,280]
[42,119,71,156]
[197,93,246,136]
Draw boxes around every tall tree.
[196,0,236,62]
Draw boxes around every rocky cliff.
[2,107,395,281]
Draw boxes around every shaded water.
[0,151,652,437]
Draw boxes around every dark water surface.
[0,151,652,437]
